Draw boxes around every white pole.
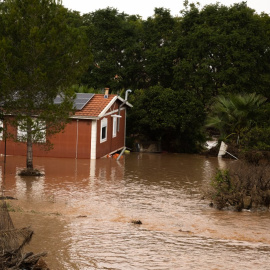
[218,141,238,160]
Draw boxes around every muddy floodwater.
[1,153,270,269]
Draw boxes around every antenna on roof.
[125,89,132,101]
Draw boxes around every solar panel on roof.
[54,93,95,110]
[74,93,95,110]
[53,96,63,105]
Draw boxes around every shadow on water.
[0,153,270,269]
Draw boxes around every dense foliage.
[206,93,267,144]
[208,162,270,211]
[173,3,270,102]
[0,0,91,169]
[127,86,205,152]
[1,1,270,154]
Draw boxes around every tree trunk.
[26,119,33,170]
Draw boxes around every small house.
[0,91,132,159]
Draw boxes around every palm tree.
[206,93,267,144]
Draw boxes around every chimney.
[104,88,109,98]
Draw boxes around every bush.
[210,169,233,209]
[208,161,270,211]
[241,150,270,165]
[240,126,270,151]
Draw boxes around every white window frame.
[0,120,3,141]
[112,116,117,138]
[100,118,108,143]
[17,119,46,143]
[111,115,122,138]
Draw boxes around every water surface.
[1,153,269,269]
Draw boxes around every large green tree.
[141,8,178,88]
[80,7,180,91]
[0,0,91,170]
[81,8,142,91]
[127,86,180,141]
[173,2,270,103]
[127,85,205,152]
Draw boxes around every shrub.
[210,169,233,209]
[240,126,270,151]
[208,161,270,211]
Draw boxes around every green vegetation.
[0,0,269,213]
[173,3,270,102]
[206,93,267,144]
[208,161,270,211]
[0,0,91,171]
[1,1,270,155]
[241,127,270,151]
[127,86,205,152]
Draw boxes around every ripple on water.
[2,154,270,269]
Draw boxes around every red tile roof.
[75,94,116,117]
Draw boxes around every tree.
[81,8,142,91]
[141,8,178,88]
[205,93,267,144]
[173,2,270,103]
[0,0,91,171]
[127,86,180,141]
[80,7,180,91]
[127,85,205,152]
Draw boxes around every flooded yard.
[1,153,270,269]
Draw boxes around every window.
[112,116,117,138]
[100,118,107,143]
[17,119,46,143]
[111,115,122,137]
[0,120,3,141]
[17,120,27,141]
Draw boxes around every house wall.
[0,97,129,159]
[0,119,92,159]
[96,108,126,159]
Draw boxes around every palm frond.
[206,93,267,143]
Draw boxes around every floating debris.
[178,229,192,234]
[0,196,17,200]
[131,220,142,225]
[0,201,49,269]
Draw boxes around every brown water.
[1,153,270,270]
